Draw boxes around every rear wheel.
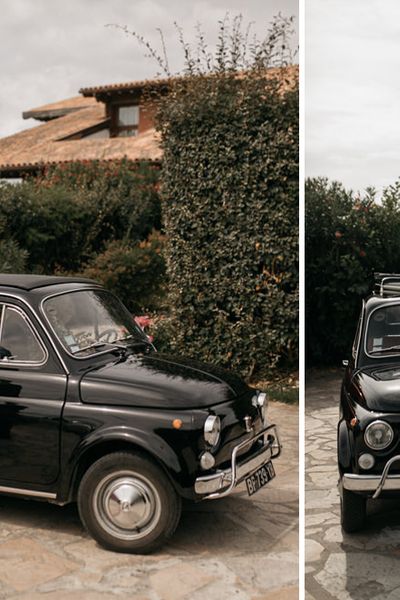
[77,452,181,553]
[340,483,366,533]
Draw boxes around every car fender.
[337,419,352,470]
[58,425,185,502]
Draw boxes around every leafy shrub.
[0,237,28,274]
[0,160,161,273]
[306,177,400,365]
[148,18,299,379]
[0,161,164,312]
[38,160,161,245]
[79,233,166,314]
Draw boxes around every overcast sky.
[1,0,297,139]
[306,0,400,195]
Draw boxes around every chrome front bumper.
[342,454,400,499]
[194,424,281,500]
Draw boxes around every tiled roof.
[0,105,161,175]
[0,66,297,176]
[80,65,299,97]
[80,78,171,96]
[23,96,98,121]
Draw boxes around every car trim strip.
[0,484,56,500]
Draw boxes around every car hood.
[353,367,400,412]
[80,352,250,409]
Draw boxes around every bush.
[79,233,166,314]
[306,177,400,365]
[150,19,298,379]
[0,239,28,274]
[0,161,164,312]
[0,160,161,273]
[38,160,161,246]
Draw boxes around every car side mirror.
[0,346,12,360]
[342,359,349,368]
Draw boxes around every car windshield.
[366,304,400,355]
[43,289,147,357]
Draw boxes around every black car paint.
[0,280,260,503]
[340,295,400,486]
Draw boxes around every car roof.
[0,274,97,291]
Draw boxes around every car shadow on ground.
[171,493,298,554]
[340,500,400,599]
[0,488,298,556]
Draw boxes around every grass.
[249,371,299,404]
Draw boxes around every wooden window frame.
[110,104,140,138]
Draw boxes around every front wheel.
[340,483,366,533]
[77,452,181,553]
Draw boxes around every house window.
[113,105,139,137]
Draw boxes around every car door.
[0,301,67,488]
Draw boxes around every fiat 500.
[339,273,400,532]
[0,274,280,553]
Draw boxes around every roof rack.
[374,273,400,297]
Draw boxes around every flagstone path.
[306,370,400,600]
[0,401,298,599]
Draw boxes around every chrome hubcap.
[93,471,161,540]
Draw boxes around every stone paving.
[306,370,400,600]
[0,401,298,599]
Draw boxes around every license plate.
[245,461,275,496]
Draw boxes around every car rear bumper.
[194,424,281,499]
[342,454,400,498]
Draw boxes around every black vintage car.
[0,274,280,553]
[339,273,400,532]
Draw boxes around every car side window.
[0,305,46,364]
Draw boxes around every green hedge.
[79,234,166,313]
[155,71,299,379]
[306,177,400,365]
[0,160,165,312]
[0,160,161,272]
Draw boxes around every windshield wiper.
[370,344,400,354]
[113,334,150,346]
[72,342,107,355]
[72,334,150,356]
[72,341,126,355]
[112,334,136,344]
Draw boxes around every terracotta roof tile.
[0,66,297,175]
[0,105,161,174]
[80,65,298,97]
[23,96,98,121]
[80,78,170,96]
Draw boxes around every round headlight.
[204,415,221,447]
[364,420,394,450]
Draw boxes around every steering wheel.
[98,328,119,343]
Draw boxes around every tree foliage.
[306,177,400,365]
[0,160,164,312]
